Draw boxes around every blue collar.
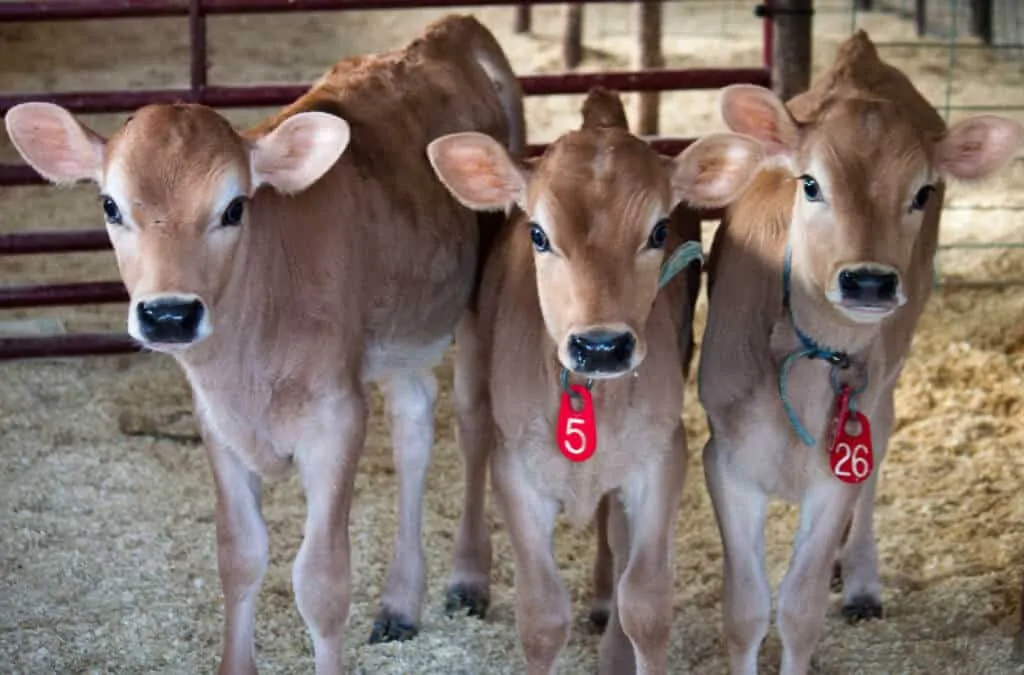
[778,244,859,446]
[782,244,850,369]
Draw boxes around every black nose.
[567,330,636,374]
[838,268,899,304]
[136,297,204,343]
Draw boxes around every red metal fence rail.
[0,0,774,360]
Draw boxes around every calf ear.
[938,115,1024,182]
[719,84,800,158]
[426,132,526,211]
[669,133,766,209]
[4,102,105,185]
[250,112,351,195]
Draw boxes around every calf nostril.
[839,270,859,296]
[877,273,898,300]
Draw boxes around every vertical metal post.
[762,0,775,71]
[190,0,208,100]
[915,0,927,36]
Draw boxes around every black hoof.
[444,584,489,619]
[830,561,843,593]
[841,595,883,623]
[368,610,419,644]
[588,606,610,634]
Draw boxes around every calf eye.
[100,195,122,225]
[647,219,669,249]
[910,185,935,212]
[529,222,550,253]
[799,175,824,202]
[221,197,246,227]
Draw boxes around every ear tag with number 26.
[557,384,597,463]
[828,385,874,484]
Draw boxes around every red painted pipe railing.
[0,0,648,22]
[0,333,140,360]
[0,135,711,186]
[0,68,770,116]
[1,281,128,309]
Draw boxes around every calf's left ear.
[938,115,1024,182]
[669,133,766,209]
[250,112,351,195]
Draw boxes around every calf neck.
[4,14,524,673]
[699,30,1023,675]
[427,87,764,674]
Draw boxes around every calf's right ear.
[719,84,800,159]
[426,132,526,211]
[4,102,105,185]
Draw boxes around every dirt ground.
[3,2,1024,673]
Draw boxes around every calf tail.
[466,20,526,157]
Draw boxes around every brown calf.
[699,30,1023,675]
[426,87,764,675]
[4,15,524,674]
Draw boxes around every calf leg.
[370,369,438,643]
[703,435,771,675]
[445,311,494,618]
[207,441,268,675]
[605,429,687,675]
[589,495,614,632]
[293,389,367,674]
[838,395,893,622]
[776,479,860,675]
[597,493,634,674]
[492,450,571,675]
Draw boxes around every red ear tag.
[828,386,874,484]
[557,385,597,463]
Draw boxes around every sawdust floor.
[3,3,1024,673]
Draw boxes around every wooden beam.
[634,0,663,135]
[563,3,584,68]
[770,0,813,101]
[514,2,531,33]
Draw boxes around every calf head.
[720,31,1023,325]
[5,102,350,351]
[427,87,763,378]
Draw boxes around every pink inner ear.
[725,94,791,155]
[940,118,1023,181]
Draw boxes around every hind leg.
[445,310,495,618]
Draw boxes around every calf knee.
[518,608,572,668]
[617,571,673,654]
[293,542,352,640]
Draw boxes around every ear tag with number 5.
[557,385,597,463]
[828,385,874,484]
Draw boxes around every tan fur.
[4,15,524,674]
[427,87,765,675]
[700,30,1024,675]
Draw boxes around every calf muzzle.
[837,266,900,306]
[567,329,636,375]
[136,296,206,344]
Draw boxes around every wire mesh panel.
[850,0,1024,286]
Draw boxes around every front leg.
[601,427,687,675]
[292,387,368,674]
[370,369,438,643]
[703,433,772,675]
[838,394,893,622]
[206,439,268,675]
[492,447,571,675]
[777,476,860,675]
